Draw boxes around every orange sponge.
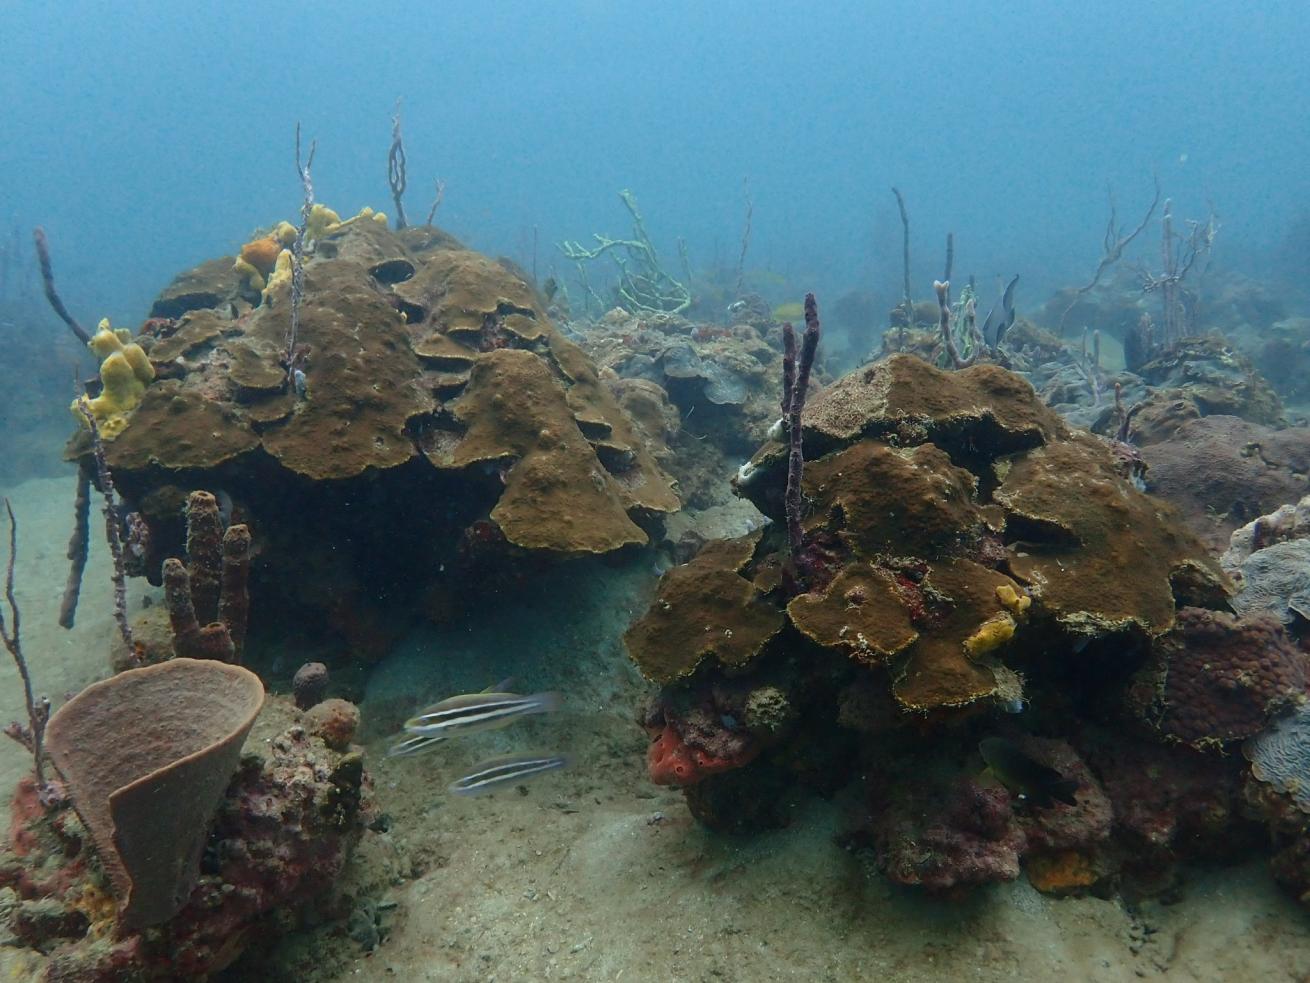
[647,724,759,786]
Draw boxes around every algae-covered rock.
[995,433,1218,636]
[1136,334,1284,427]
[149,257,242,320]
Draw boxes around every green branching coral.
[559,189,691,316]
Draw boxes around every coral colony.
[4,124,1310,982]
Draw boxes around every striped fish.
[449,753,571,796]
[385,732,448,759]
[403,689,562,739]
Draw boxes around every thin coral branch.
[1058,176,1160,332]
[74,399,134,651]
[32,227,91,345]
[941,232,954,308]
[734,176,753,301]
[57,460,92,629]
[287,123,316,389]
[388,100,408,230]
[425,178,446,227]
[559,189,691,315]
[0,499,52,795]
[784,295,821,592]
[1139,199,1218,347]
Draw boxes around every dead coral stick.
[734,176,753,301]
[32,227,91,345]
[0,499,53,799]
[75,399,133,652]
[1141,198,1218,348]
[1057,177,1160,332]
[783,295,821,590]
[892,187,912,347]
[425,178,446,227]
[1113,381,1145,444]
[287,123,317,389]
[941,232,954,307]
[388,100,408,230]
[57,460,92,629]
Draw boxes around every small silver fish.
[449,753,571,796]
[404,689,561,739]
[385,732,448,759]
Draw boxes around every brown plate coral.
[68,218,678,664]
[626,353,1246,873]
[632,354,1226,715]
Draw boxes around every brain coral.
[1246,704,1310,813]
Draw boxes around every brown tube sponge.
[44,658,265,930]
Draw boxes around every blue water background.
[2,0,1306,326]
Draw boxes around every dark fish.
[979,736,1078,808]
[448,753,571,796]
[982,274,1020,348]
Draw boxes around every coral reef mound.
[625,354,1264,900]
[630,354,1226,714]
[70,219,678,664]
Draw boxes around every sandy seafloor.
[2,475,1310,982]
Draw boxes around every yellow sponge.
[964,613,1017,658]
[73,319,155,438]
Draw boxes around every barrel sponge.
[45,658,265,930]
[72,318,156,438]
